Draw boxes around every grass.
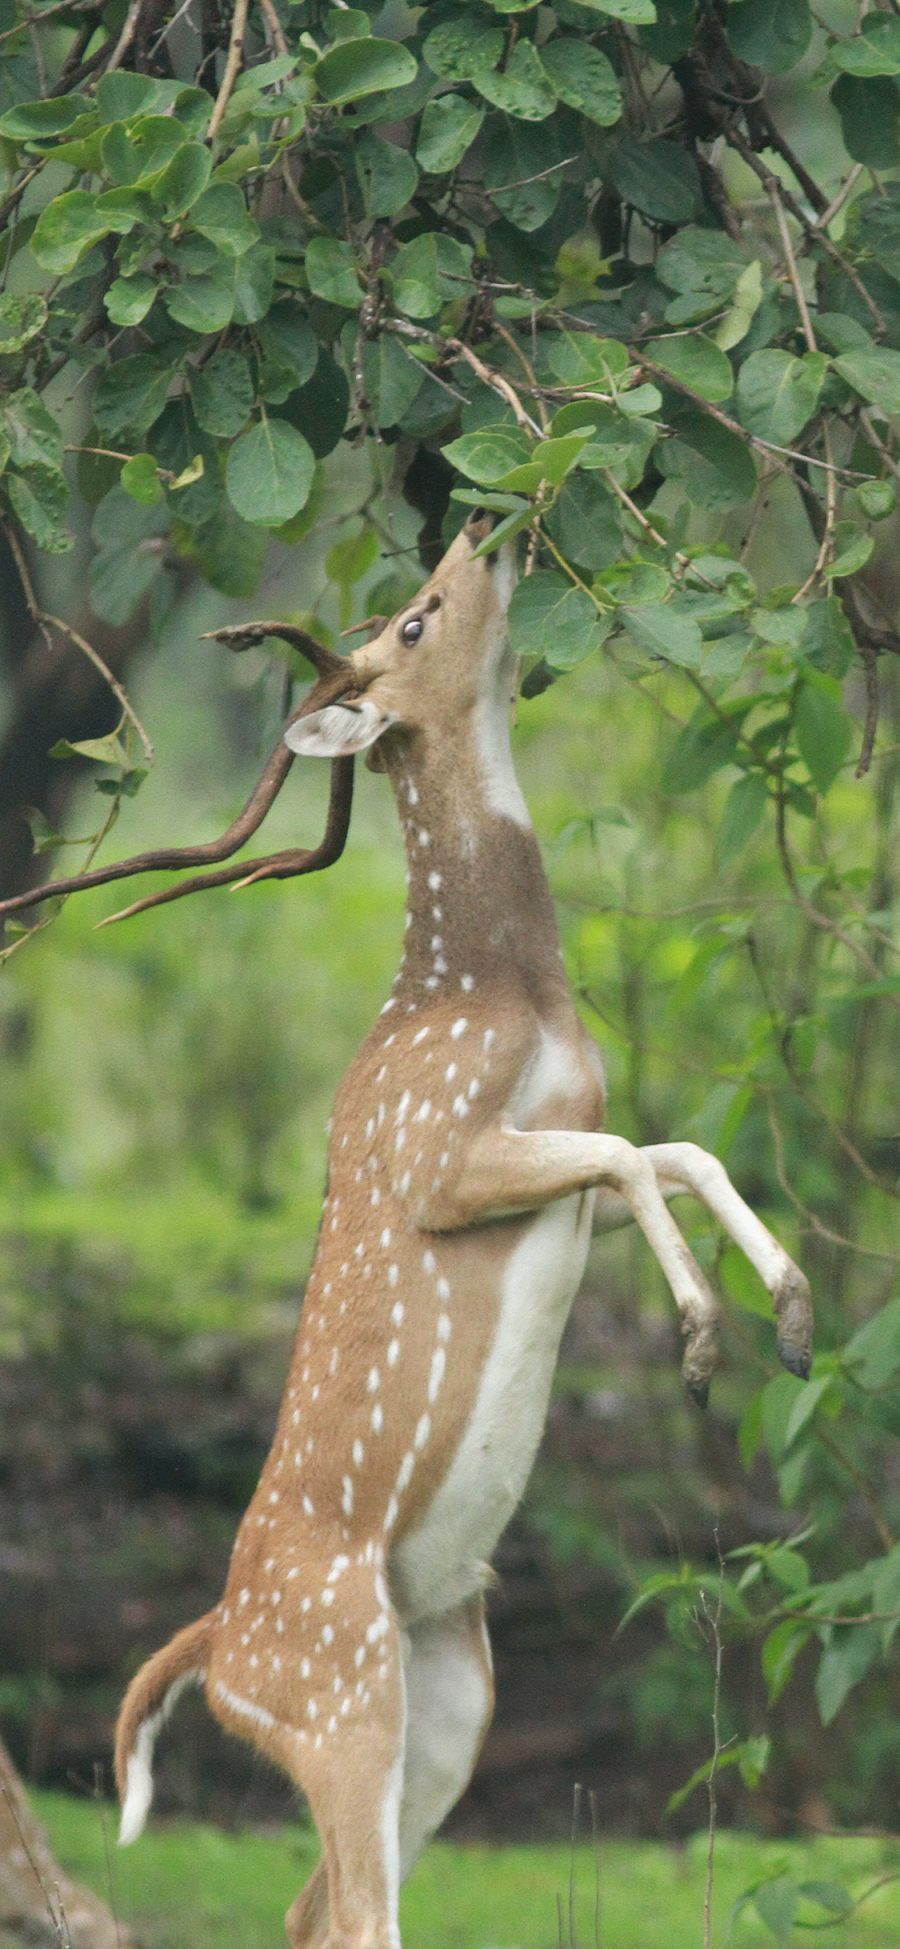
[33,1790,900,1948]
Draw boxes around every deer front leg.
[430,1129,722,1404]
[592,1143,813,1381]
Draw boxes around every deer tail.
[115,1610,216,1846]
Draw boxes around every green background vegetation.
[0,0,899,1938]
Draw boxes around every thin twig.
[257,0,289,54]
[3,524,154,764]
[700,1538,725,1949]
[856,640,880,779]
[104,0,145,73]
[768,178,817,354]
[813,163,864,234]
[206,0,249,142]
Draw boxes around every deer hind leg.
[283,1599,491,1949]
[398,1596,494,1880]
[208,1557,406,1949]
[641,1142,813,1378]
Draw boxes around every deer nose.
[464,509,494,544]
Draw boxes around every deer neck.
[384,689,565,1003]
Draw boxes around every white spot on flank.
[353,1438,364,1467]
[445,1063,458,1082]
[388,1264,399,1288]
[415,1412,431,1449]
[416,1100,432,1122]
[437,1276,451,1301]
[387,1339,400,1367]
[428,1346,447,1402]
[368,1367,380,1393]
[380,1227,392,1248]
[384,1494,399,1530]
[412,1026,430,1046]
[451,1018,468,1040]
[427,871,442,891]
[371,1402,384,1434]
[461,974,475,992]
[484,1029,495,1051]
[423,1249,436,1274]
[391,1301,405,1326]
[342,1477,354,1516]
[437,1312,452,1341]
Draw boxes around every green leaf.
[646,332,733,403]
[475,41,557,120]
[736,349,829,445]
[754,1874,800,1945]
[31,191,111,274]
[661,409,757,511]
[49,732,129,765]
[0,293,47,355]
[717,771,768,864]
[815,1625,880,1726]
[604,137,701,223]
[826,525,874,579]
[152,141,212,215]
[548,332,629,388]
[0,93,91,138]
[232,243,275,325]
[423,21,504,79]
[567,0,656,21]
[662,704,744,793]
[728,0,811,71]
[104,277,158,327]
[482,120,567,231]
[326,525,379,588]
[95,71,160,122]
[715,260,764,352]
[225,417,315,526]
[800,596,855,677]
[89,485,167,625]
[7,464,72,553]
[843,1295,900,1389]
[798,1881,853,1918]
[256,304,318,402]
[165,268,235,335]
[355,132,418,217]
[102,115,184,186]
[831,74,900,168]
[360,335,423,428]
[443,423,532,485]
[622,602,703,668]
[188,181,259,256]
[315,37,417,105]
[834,345,900,417]
[3,388,64,468]
[508,570,609,668]
[794,676,851,793]
[93,356,172,437]
[390,234,441,318]
[656,226,746,317]
[120,453,164,506]
[191,350,255,437]
[545,472,622,572]
[856,477,896,519]
[829,16,900,76]
[416,95,485,172]
[305,237,361,309]
[539,38,622,125]
[762,1619,810,1705]
[784,1374,833,1451]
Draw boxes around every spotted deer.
[1,514,812,1949]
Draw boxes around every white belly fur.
[391,1189,595,1624]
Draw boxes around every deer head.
[284,513,516,771]
[0,514,512,929]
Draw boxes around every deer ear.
[284,699,397,759]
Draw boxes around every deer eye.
[401,615,424,647]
